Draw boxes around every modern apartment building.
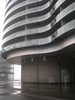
[2,0,75,83]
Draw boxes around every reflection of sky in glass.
[13,82,21,89]
[14,65,21,81]
[10,80,22,89]
[0,81,21,89]
[10,90,21,95]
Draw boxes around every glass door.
[61,69,70,83]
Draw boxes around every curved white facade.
[2,0,75,83]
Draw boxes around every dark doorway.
[59,56,75,83]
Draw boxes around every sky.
[14,65,21,80]
[0,0,5,50]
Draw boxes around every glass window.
[0,74,5,77]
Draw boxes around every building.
[2,0,75,83]
[0,51,14,81]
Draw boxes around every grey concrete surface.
[0,81,75,100]
[0,95,69,100]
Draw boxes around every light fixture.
[31,58,34,62]
[43,56,46,61]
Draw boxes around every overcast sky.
[0,0,5,50]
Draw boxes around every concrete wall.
[21,56,59,83]
[39,57,59,83]
[21,58,37,82]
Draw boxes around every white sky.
[14,65,21,80]
[0,0,5,50]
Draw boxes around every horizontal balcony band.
[6,0,12,5]
[4,13,51,33]
[6,2,11,8]
[5,0,48,17]
[3,23,51,41]
[4,0,64,26]
[5,0,44,20]
[4,12,50,31]
[3,20,75,51]
[3,3,75,39]
[6,0,10,4]
[5,1,50,23]
[6,34,75,60]
[4,2,50,27]
[4,0,65,30]
[6,0,43,13]
[6,0,17,11]
[4,0,66,36]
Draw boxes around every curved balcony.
[6,0,17,11]
[4,13,51,34]
[5,0,65,25]
[3,2,75,41]
[5,1,50,23]
[5,0,46,17]
[3,23,51,41]
[3,20,75,52]
[5,0,44,20]
[4,0,65,29]
[6,0,42,13]
[4,1,50,26]
[6,0,9,2]
[3,0,66,36]
[4,0,65,26]
[6,0,11,4]
[6,34,75,60]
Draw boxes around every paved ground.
[0,81,75,100]
[21,82,75,99]
[0,95,69,100]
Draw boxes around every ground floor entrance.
[21,55,75,84]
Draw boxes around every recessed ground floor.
[21,55,75,84]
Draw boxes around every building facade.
[2,0,75,83]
